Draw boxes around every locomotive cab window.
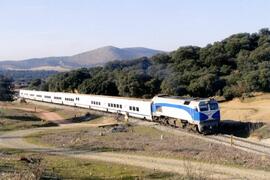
[199,102,208,111]
[209,102,218,110]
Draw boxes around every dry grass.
[220,93,270,123]
[251,125,270,139]
[0,148,180,179]
[27,125,270,171]
[220,93,270,139]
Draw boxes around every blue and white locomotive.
[19,90,220,133]
[152,95,220,132]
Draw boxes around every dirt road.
[1,105,270,179]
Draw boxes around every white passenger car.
[19,90,152,120]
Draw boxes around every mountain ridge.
[0,46,164,71]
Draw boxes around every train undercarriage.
[152,116,219,134]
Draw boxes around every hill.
[0,46,163,71]
[70,46,164,66]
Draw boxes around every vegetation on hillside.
[0,75,14,101]
[30,29,270,99]
[0,70,58,84]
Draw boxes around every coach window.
[116,104,119,108]
[136,107,139,111]
[129,106,132,110]
[120,105,122,109]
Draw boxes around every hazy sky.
[0,0,269,60]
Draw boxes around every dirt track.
[2,106,64,123]
[1,104,270,179]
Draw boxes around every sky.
[0,0,269,60]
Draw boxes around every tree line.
[28,28,270,100]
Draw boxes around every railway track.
[211,134,270,156]
[26,99,270,157]
[152,124,270,157]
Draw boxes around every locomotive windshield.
[199,101,219,111]
[199,102,208,111]
[209,102,219,110]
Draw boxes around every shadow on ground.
[219,120,265,138]
[64,113,101,124]
[1,115,42,122]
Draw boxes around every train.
[19,89,220,133]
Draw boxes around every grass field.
[0,102,184,179]
[0,148,178,179]
[26,125,270,171]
